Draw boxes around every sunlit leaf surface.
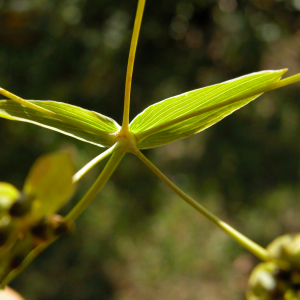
[0,100,120,147]
[130,70,286,149]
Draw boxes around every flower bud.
[47,214,73,237]
[247,233,300,299]
[9,192,35,217]
[267,234,300,268]
[247,262,279,299]
[30,214,73,242]
[30,218,49,241]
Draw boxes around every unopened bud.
[30,219,49,241]
[9,192,35,217]
[47,214,74,237]
[247,233,300,299]
[30,215,73,242]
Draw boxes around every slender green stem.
[136,70,300,141]
[134,149,269,262]
[73,143,120,183]
[0,240,51,289]
[122,0,146,130]
[66,150,125,223]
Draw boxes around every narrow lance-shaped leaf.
[130,70,286,149]
[0,100,120,147]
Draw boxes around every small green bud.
[247,234,300,300]
[247,262,279,300]
[267,234,300,268]
[9,192,35,217]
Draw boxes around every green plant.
[0,0,300,298]
[247,234,300,300]
[0,151,74,285]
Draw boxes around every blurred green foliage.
[0,0,300,299]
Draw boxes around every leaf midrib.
[131,72,274,135]
[134,76,282,142]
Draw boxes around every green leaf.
[23,151,75,219]
[0,183,19,216]
[130,70,286,149]
[0,100,120,147]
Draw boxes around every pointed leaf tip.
[130,70,286,149]
[0,100,120,147]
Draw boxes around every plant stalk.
[122,0,146,130]
[66,150,125,222]
[0,150,125,288]
[0,240,51,289]
[135,149,270,262]
[73,143,119,183]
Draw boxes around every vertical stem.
[135,149,270,262]
[65,150,125,222]
[122,0,146,130]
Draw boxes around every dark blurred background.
[0,0,300,299]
